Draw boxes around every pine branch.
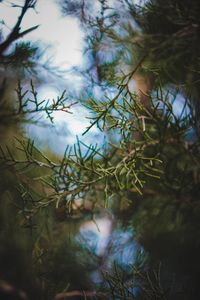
[0,0,38,55]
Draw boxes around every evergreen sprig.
[15,80,77,123]
[2,82,189,215]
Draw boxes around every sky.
[0,0,102,153]
[0,0,188,154]
[0,0,84,69]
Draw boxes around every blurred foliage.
[1,0,200,300]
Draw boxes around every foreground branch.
[55,290,97,299]
[0,0,38,55]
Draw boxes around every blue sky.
[0,0,104,153]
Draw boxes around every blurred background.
[0,0,200,299]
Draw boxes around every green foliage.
[1,0,200,299]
